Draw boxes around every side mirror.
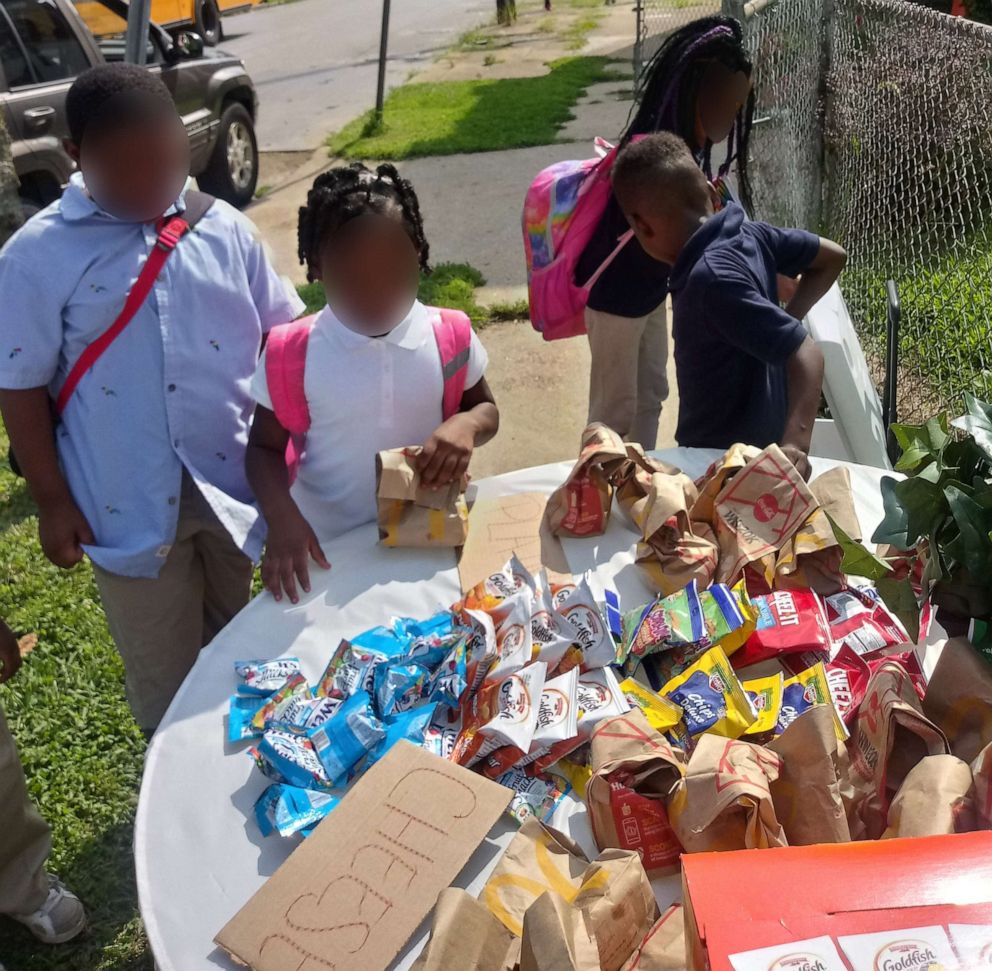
[172,30,205,59]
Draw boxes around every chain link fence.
[634,0,992,423]
[635,0,721,76]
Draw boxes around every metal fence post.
[375,0,392,123]
[125,0,152,66]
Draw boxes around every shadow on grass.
[0,821,151,971]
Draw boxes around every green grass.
[327,56,620,160]
[0,424,151,970]
[565,14,601,50]
[296,263,529,327]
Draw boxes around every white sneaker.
[11,874,86,944]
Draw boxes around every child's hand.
[0,619,21,684]
[261,504,331,604]
[781,443,812,481]
[38,496,95,569]
[418,415,476,489]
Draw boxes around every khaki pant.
[93,474,253,733]
[0,704,51,915]
[585,302,670,449]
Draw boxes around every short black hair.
[66,64,176,146]
[612,132,711,214]
[297,162,430,282]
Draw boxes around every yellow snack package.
[712,579,757,656]
[742,672,784,735]
[777,662,848,742]
[661,646,756,739]
[619,677,684,734]
[546,757,593,801]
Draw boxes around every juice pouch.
[368,703,438,768]
[556,577,616,672]
[316,625,411,702]
[251,673,311,732]
[256,728,333,791]
[619,677,684,734]
[372,660,431,717]
[661,646,756,739]
[229,694,266,742]
[254,784,340,839]
[308,690,386,786]
[731,589,831,669]
[742,673,783,735]
[776,662,848,741]
[270,695,341,733]
[235,657,302,696]
[424,634,468,708]
[496,768,570,825]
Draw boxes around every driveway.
[222,0,495,151]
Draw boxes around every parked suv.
[1,0,260,210]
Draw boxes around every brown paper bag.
[482,819,657,971]
[587,709,685,874]
[767,705,852,844]
[923,636,992,763]
[546,423,627,537]
[849,660,949,839]
[690,443,762,526]
[519,892,600,971]
[412,888,518,971]
[376,448,468,547]
[971,741,992,828]
[667,734,786,853]
[710,445,818,584]
[621,905,686,971]
[881,754,976,838]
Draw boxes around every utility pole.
[375,0,392,123]
[125,0,152,66]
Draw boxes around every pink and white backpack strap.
[264,315,317,480]
[429,307,473,421]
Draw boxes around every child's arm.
[781,336,826,480]
[418,378,499,489]
[0,616,21,683]
[246,407,329,604]
[783,237,847,321]
[0,388,94,568]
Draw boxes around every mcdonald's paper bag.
[971,741,992,827]
[621,905,686,971]
[519,892,600,971]
[849,660,948,839]
[412,889,518,971]
[690,443,762,526]
[923,636,992,763]
[667,734,786,853]
[482,819,657,971]
[767,705,851,844]
[710,445,817,585]
[881,754,976,838]
[546,424,628,537]
[586,709,685,873]
[376,448,468,547]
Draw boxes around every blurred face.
[621,183,720,266]
[695,66,752,147]
[316,212,421,336]
[68,114,190,222]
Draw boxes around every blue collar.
[669,203,745,291]
[59,172,190,224]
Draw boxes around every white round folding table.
[134,449,890,970]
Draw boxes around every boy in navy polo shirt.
[611,132,846,479]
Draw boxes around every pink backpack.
[522,137,634,342]
[265,306,473,479]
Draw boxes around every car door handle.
[23,106,55,131]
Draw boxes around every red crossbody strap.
[55,215,191,416]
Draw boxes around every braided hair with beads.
[623,15,756,213]
[297,162,430,283]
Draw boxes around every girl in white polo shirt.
[247,163,499,603]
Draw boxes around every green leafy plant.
[872,393,992,618]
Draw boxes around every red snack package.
[867,647,926,700]
[823,644,870,725]
[732,589,831,669]
[823,587,907,657]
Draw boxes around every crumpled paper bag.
[412,888,518,971]
[519,892,600,971]
[620,904,685,971]
[971,741,992,828]
[849,660,949,839]
[482,819,657,971]
[690,443,761,525]
[923,636,992,763]
[546,423,627,537]
[881,754,976,838]
[667,733,786,853]
[376,448,468,547]
[587,709,685,874]
[767,705,851,844]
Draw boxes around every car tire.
[195,0,223,46]
[197,102,259,208]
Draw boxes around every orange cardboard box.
[682,832,992,971]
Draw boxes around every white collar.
[60,172,192,223]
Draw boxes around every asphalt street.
[221,0,495,151]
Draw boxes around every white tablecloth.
[135,450,890,971]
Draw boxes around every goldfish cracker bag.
[488,590,534,682]
[661,647,756,739]
[619,678,683,735]
[776,663,848,741]
[529,582,576,670]
[555,578,616,672]
[742,673,783,736]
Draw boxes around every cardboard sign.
[458,492,569,591]
[215,742,510,971]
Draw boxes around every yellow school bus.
[76,0,257,46]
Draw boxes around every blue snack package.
[254,783,340,838]
[603,588,623,642]
[251,673,311,732]
[424,635,468,708]
[271,695,340,732]
[234,658,302,696]
[256,728,333,790]
[317,626,413,702]
[401,612,460,669]
[369,704,438,768]
[496,768,571,825]
[229,694,266,742]
[248,746,289,785]
[373,660,431,717]
[308,691,386,786]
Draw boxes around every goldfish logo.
[537,688,568,727]
[768,955,828,971]
[577,682,610,711]
[500,624,527,654]
[498,675,530,723]
[874,940,940,971]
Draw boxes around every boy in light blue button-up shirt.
[0,65,303,733]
